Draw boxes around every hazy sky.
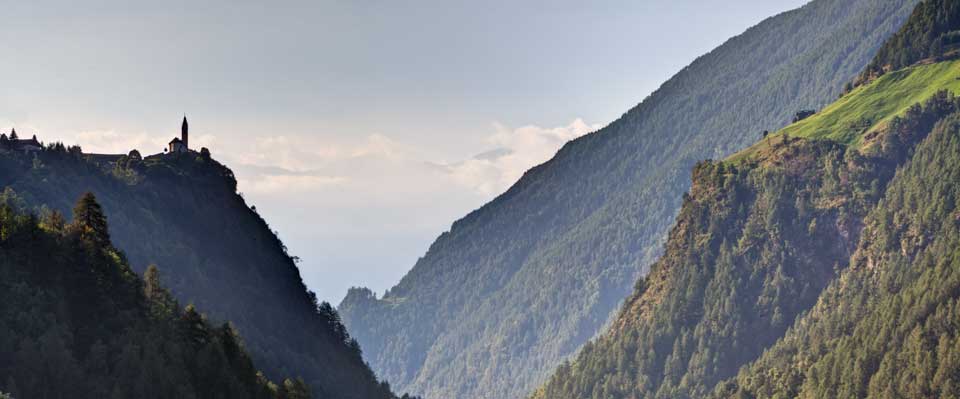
[1,0,807,303]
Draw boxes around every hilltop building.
[0,128,42,153]
[168,116,189,153]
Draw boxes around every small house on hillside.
[792,110,817,123]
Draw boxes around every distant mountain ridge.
[338,1,920,398]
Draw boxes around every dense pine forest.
[858,0,960,85]
[532,1,960,397]
[339,1,920,398]
[715,96,960,399]
[0,191,308,398]
[0,149,407,398]
[531,90,960,399]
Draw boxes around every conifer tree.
[71,192,110,248]
[281,378,311,399]
[182,304,208,346]
[144,265,162,296]
[40,209,66,233]
[144,265,178,316]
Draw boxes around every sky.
[0,0,808,303]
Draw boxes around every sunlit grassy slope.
[730,60,960,162]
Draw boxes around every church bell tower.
[181,116,189,149]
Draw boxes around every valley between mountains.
[2,1,959,398]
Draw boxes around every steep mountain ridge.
[0,191,307,398]
[531,86,960,398]
[0,150,399,399]
[339,1,920,398]
[534,2,960,396]
[714,99,960,399]
[711,2,960,396]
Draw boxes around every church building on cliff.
[168,116,189,153]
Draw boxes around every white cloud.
[231,135,341,172]
[433,118,599,196]
[350,133,417,160]
[16,118,596,201]
[0,125,159,155]
[239,174,347,194]
[30,128,214,156]
[222,119,598,198]
[83,130,164,154]
[226,133,420,196]
[191,134,217,149]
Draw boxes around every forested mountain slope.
[534,2,960,396]
[857,0,960,86]
[712,2,960,397]
[0,191,308,398]
[715,95,960,399]
[338,1,919,398]
[532,87,960,399]
[0,150,400,399]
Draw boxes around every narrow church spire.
[181,115,189,149]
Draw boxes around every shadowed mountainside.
[0,150,402,399]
